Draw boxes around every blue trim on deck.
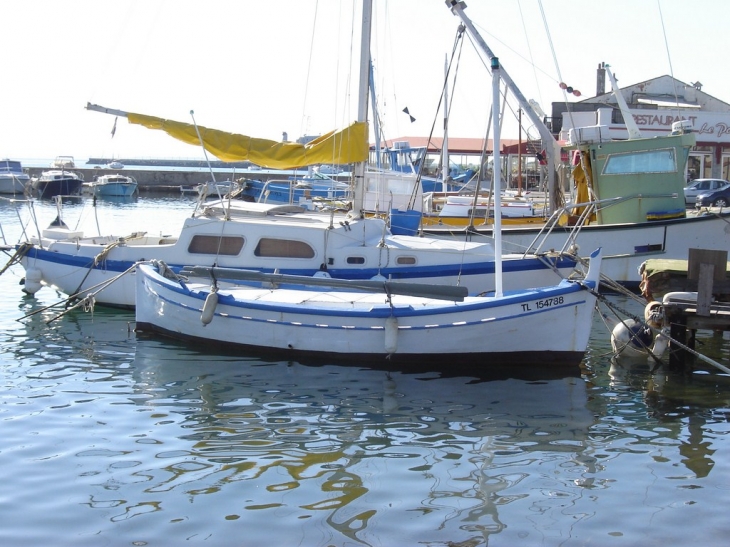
[22,244,576,281]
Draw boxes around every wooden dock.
[641,249,730,367]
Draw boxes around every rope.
[0,242,33,276]
[18,262,139,323]
[65,234,145,308]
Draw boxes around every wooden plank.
[696,262,714,316]
[180,265,470,301]
[688,248,727,281]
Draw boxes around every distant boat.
[90,173,138,197]
[235,175,351,209]
[50,155,76,169]
[106,161,125,170]
[0,159,30,194]
[30,169,83,198]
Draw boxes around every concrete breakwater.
[25,165,330,191]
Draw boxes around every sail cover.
[126,113,369,169]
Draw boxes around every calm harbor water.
[1,195,729,546]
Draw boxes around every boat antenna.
[190,110,217,184]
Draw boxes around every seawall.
[25,166,344,191]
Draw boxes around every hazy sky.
[3,0,727,162]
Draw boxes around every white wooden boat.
[135,247,601,365]
[0,159,30,194]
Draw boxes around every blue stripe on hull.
[22,245,574,280]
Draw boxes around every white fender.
[201,290,218,326]
[651,328,670,358]
[384,316,398,354]
[22,268,43,295]
[611,319,654,358]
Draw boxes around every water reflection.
[127,341,596,544]
[606,355,730,479]
[3,286,730,545]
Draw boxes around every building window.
[254,238,315,258]
[188,235,244,255]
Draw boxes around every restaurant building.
[553,65,730,181]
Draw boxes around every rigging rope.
[65,234,146,308]
[0,242,32,277]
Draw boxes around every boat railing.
[0,196,40,246]
[256,179,299,205]
[255,178,349,206]
[524,192,681,258]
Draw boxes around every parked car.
[695,185,730,208]
[684,178,730,204]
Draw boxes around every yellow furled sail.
[126,113,369,169]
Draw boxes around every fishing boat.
[30,169,84,198]
[424,2,730,289]
[90,173,138,197]
[0,159,30,194]
[9,2,581,309]
[135,247,601,365]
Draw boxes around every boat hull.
[18,210,578,307]
[94,183,138,197]
[0,174,29,194]
[424,212,730,286]
[31,176,83,198]
[238,178,350,206]
[135,261,599,366]
[20,239,577,307]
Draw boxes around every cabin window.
[396,256,416,265]
[468,208,488,217]
[188,235,244,256]
[254,238,315,258]
[347,256,365,264]
[603,148,676,175]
